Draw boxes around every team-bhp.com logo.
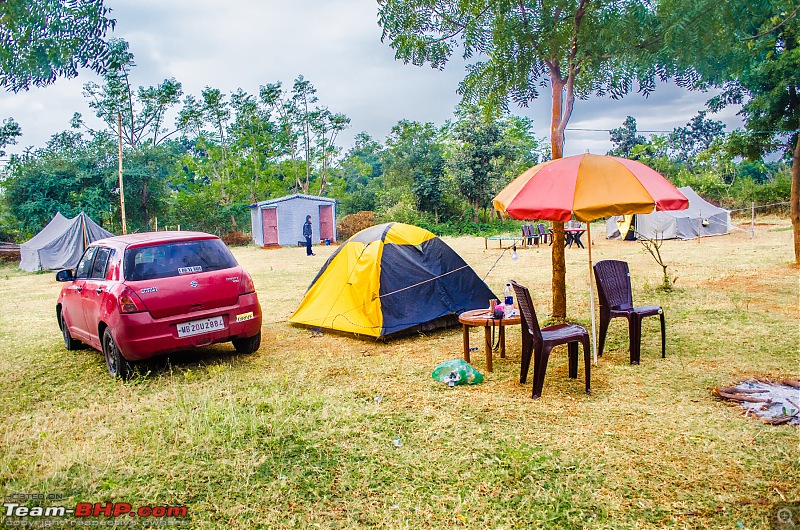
[3,496,188,527]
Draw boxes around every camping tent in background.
[20,212,113,272]
[290,222,497,338]
[606,186,731,240]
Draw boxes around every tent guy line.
[376,265,471,299]
[299,264,477,329]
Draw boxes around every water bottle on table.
[503,283,514,318]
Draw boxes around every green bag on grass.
[431,359,484,386]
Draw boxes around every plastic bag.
[431,359,484,386]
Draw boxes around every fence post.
[698,213,702,243]
[751,202,755,238]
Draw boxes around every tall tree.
[608,116,647,158]
[80,39,186,149]
[0,118,21,157]
[447,110,508,220]
[378,0,678,320]
[667,111,725,166]
[292,76,318,193]
[260,82,303,192]
[1,130,118,236]
[0,0,115,92]
[311,108,350,196]
[676,0,800,261]
[382,120,446,218]
[79,39,185,229]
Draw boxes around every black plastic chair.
[537,223,549,245]
[593,260,665,364]
[522,225,539,247]
[510,280,590,399]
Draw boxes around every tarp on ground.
[290,222,497,338]
[20,212,114,271]
[606,186,731,240]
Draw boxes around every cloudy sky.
[0,0,743,159]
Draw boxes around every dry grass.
[0,218,797,529]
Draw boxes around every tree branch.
[635,4,716,50]
[742,3,800,41]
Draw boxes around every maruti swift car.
[56,231,262,378]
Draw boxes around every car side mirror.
[56,269,75,282]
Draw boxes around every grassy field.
[1,219,798,529]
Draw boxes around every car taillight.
[239,271,255,295]
[118,287,145,314]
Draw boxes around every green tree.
[259,82,303,192]
[447,111,509,221]
[0,117,21,157]
[378,0,678,320]
[667,111,725,166]
[0,0,115,92]
[382,120,446,219]
[1,130,117,238]
[310,108,350,196]
[684,0,800,261]
[258,77,350,195]
[499,115,546,177]
[79,40,185,230]
[608,116,647,158]
[335,133,384,215]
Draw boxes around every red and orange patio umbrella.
[493,153,689,363]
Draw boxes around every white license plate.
[177,316,225,338]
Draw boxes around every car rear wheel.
[61,313,79,351]
[102,328,131,379]
[232,331,261,354]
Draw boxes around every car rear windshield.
[124,239,238,281]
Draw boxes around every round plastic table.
[457,309,521,372]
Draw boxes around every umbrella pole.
[587,223,598,365]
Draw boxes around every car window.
[89,247,112,280]
[75,246,98,280]
[124,239,238,281]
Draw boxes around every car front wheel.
[61,313,79,351]
[232,332,261,354]
[102,328,131,379]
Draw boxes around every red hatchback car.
[56,231,262,378]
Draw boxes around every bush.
[220,230,252,246]
[337,211,375,241]
[376,201,422,225]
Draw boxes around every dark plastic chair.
[522,225,539,246]
[593,260,665,365]
[537,223,549,245]
[510,280,590,399]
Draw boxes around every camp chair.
[593,260,665,365]
[510,280,590,399]
[521,225,539,246]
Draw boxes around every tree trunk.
[792,132,799,263]
[550,77,567,321]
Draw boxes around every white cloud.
[0,0,742,159]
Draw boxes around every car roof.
[92,231,219,249]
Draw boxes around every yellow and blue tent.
[290,222,497,338]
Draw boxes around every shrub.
[220,230,252,246]
[337,211,375,241]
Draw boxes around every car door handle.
[95,288,103,294]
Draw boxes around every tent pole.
[587,222,597,366]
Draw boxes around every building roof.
[249,193,337,208]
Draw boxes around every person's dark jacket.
[303,220,312,238]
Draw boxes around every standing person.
[303,215,315,256]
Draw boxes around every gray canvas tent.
[20,212,113,272]
[606,186,731,240]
